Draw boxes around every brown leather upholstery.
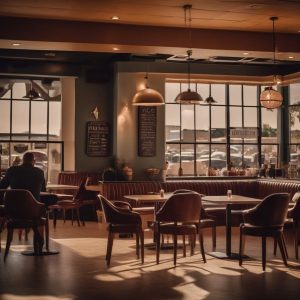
[0,204,6,252]
[96,179,300,225]
[239,193,290,270]
[173,189,217,251]
[99,195,144,266]
[154,192,206,265]
[3,189,47,260]
[274,191,300,259]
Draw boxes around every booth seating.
[99,179,300,203]
[56,174,300,205]
[56,173,300,225]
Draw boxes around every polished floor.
[0,221,299,300]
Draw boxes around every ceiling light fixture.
[113,47,120,51]
[132,72,164,106]
[174,5,203,104]
[203,84,217,104]
[111,16,120,20]
[23,81,42,100]
[259,16,283,109]
[12,43,21,46]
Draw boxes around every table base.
[207,251,249,260]
[22,250,59,256]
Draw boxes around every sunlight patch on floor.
[173,282,210,300]
[52,237,107,258]
[94,273,125,282]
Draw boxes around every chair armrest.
[113,201,132,211]
[112,210,141,224]
[242,206,259,224]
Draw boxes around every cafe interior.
[0,1,300,299]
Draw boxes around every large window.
[165,82,279,176]
[289,83,300,166]
[0,79,63,182]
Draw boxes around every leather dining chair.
[48,177,98,227]
[3,189,47,260]
[173,189,217,251]
[0,204,5,252]
[154,192,206,265]
[274,191,300,259]
[239,193,290,271]
[0,189,6,252]
[99,195,144,266]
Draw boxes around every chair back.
[290,192,300,223]
[156,192,202,223]
[74,177,98,201]
[173,189,207,218]
[249,193,290,226]
[99,195,139,224]
[4,189,45,219]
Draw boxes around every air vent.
[208,56,288,64]
[167,55,202,62]
[130,53,172,61]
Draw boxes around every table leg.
[226,203,232,257]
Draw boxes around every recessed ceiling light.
[113,47,120,51]
[289,56,294,59]
[12,43,21,46]
[44,52,56,57]
[111,16,119,20]
[243,52,249,55]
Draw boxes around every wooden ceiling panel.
[0,0,300,33]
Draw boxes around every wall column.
[61,77,76,171]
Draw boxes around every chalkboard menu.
[138,107,156,157]
[86,121,110,157]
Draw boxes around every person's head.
[22,152,35,165]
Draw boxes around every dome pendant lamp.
[203,84,217,104]
[259,17,283,109]
[23,80,42,100]
[132,73,164,106]
[175,5,203,105]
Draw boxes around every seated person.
[0,152,46,201]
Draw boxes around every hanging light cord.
[271,16,277,65]
[184,4,193,91]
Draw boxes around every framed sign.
[86,121,110,157]
[230,127,258,139]
[138,106,157,157]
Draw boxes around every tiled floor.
[0,222,299,300]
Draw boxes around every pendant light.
[175,5,203,104]
[259,17,283,109]
[132,73,164,106]
[23,80,42,100]
[203,84,217,104]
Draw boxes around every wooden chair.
[173,189,217,251]
[3,189,47,260]
[99,195,144,266]
[154,192,206,265]
[49,177,98,227]
[239,193,290,271]
[274,191,300,259]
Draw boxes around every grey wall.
[75,70,114,172]
[114,71,165,180]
